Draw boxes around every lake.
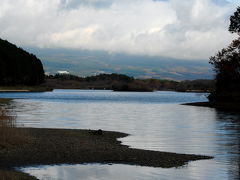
[0,90,239,180]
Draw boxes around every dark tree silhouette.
[229,6,240,34]
[85,73,134,82]
[0,38,45,86]
[209,7,240,102]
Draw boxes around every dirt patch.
[183,101,240,114]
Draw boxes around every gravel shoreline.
[0,128,213,179]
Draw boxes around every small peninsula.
[0,128,212,179]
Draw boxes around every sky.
[0,0,239,60]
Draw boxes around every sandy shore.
[0,90,30,92]
[0,128,212,179]
[0,86,53,93]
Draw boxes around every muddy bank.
[183,101,240,113]
[0,128,212,179]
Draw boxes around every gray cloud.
[59,0,114,9]
[0,0,238,60]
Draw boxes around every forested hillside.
[0,38,44,85]
[44,73,214,92]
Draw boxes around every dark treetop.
[0,38,44,86]
[208,7,240,102]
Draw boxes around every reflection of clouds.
[184,159,229,180]
[13,100,42,112]
[22,164,116,180]
[11,100,48,128]
[20,160,235,180]
[20,164,178,180]
[122,105,218,155]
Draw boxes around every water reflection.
[19,159,238,180]
[214,111,240,180]
[0,90,239,180]
[18,163,226,180]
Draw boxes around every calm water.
[0,90,239,180]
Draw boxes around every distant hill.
[25,48,213,81]
[0,39,44,85]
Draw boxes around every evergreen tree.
[209,7,240,102]
[0,38,44,85]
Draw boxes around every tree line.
[45,73,214,92]
[0,38,44,86]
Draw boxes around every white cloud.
[0,0,238,60]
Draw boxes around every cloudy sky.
[0,0,239,60]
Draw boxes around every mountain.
[25,47,213,80]
[0,39,44,85]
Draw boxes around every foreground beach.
[0,128,212,179]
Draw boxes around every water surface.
[0,90,239,180]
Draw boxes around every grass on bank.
[0,107,27,148]
[0,106,32,179]
[0,169,37,180]
[0,99,12,104]
[0,86,52,92]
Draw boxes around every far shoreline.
[0,86,53,93]
[0,87,210,93]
